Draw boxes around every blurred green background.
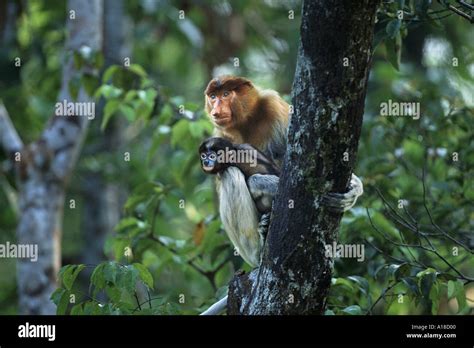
[0,0,472,315]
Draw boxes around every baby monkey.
[199,137,279,215]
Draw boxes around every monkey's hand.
[322,173,363,212]
[247,174,278,252]
[247,174,279,214]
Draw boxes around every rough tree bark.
[228,0,379,315]
[0,0,103,314]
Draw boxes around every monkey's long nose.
[211,107,220,117]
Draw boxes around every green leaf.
[158,103,174,124]
[62,264,86,290]
[91,263,106,290]
[429,281,440,314]
[101,99,120,130]
[342,305,362,315]
[70,303,83,315]
[57,291,70,315]
[127,64,147,78]
[385,35,402,71]
[454,280,467,313]
[99,85,123,99]
[386,19,401,39]
[103,262,119,284]
[104,284,122,303]
[401,277,420,296]
[374,263,388,279]
[73,51,83,70]
[447,280,456,299]
[171,119,190,148]
[50,288,66,306]
[347,276,370,295]
[133,263,154,289]
[110,238,132,262]
[51,288,70,315]
[387,263,410,280]
[394,263,411,280]
[102,65,119,83]
[81,74,99,96]
[68,75,81,101]
[119,104,135,121]
[117,265,139,294]
[158,236,186,250]
[144,89,158,106]
[332,278,355,291]
[124,90,138,103]
[416,268,437,278]
[373,29,389,49]
[418,269,437,301]
[93,51,104,69]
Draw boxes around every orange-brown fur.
[205,76,290,157]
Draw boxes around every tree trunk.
[228,0,379,315]
[81,0,127,268]
[14,0,103,314]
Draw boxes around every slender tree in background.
[81,0,127,269]
[228,0,379,315]
[0,0,103,314]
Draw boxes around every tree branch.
[368,171,474,283]
[0,103,24,156]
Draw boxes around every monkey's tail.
[199,295,228,315]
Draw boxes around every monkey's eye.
[209,153,217,161]
[200,153,207,160]
[210,94,216,99]
[223,91,230,97]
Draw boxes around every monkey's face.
[204,76,253,129]
[199,137,234,174]
[200,150,219,173]
[206,90,235,127]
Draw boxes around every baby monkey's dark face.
[200,150,218,173]
[198,137,234,174]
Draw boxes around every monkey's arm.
[248,172,363,214]
[247,174,279,214]
[234,143,280,177]
[268,131,363,212]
